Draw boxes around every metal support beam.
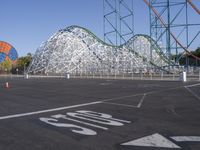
[103,0,134,45]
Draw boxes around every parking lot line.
[184,83,200,88]
[137,94,146,108]
[184,86,200,100]
[0,83,198,121]
[0,101,102,120]
[102,102,138,108]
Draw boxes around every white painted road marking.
[121,133,181,148]
[40,117,97,135]
[67,112,125,126]
[0,92,147,120]
[40,110,131,136]
[122,133,200,149]
[171,136,200,142]
[102,102,138,108]
[76,110,131,123]
[137,94,146,108]
[102,94,146,108]
[0,101,102,120]
[52,114,108,130]
[0,83,199,120]
[184,83,200,88]
[185,86,200,100]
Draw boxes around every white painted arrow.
[171,136,200,142]
[121,133,181,149]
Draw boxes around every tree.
[16,53,32,73]
[12,53,32,74]
[172,47,200,66]
[194,47,200,57]
[0,59,12,73]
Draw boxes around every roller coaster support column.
[145,0,200,69]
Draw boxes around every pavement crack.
[165,105,183,119]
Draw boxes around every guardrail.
[0,72,199,81]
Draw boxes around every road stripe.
[171,136,200,142]
[102,102,138,108]
[184,83,200,88]
[137,94,146,108]
[0,92,147,121]
[185,87,200,100]
[0,101,102,120]
[121,133,181,148]
[51,114,108,130]
[0,84,195,120]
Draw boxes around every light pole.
[16,68,19,76]
[24,63,26,75]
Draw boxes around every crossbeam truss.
[148,0,200,66]
[27,1,200,75]
[103,0,134,45]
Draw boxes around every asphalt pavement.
[0,77,200,150]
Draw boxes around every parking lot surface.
[0,78,200,150]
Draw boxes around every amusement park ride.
[27,0,200,75]
[103,0,200,66]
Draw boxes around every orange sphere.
[0,41,18,63]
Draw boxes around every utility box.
[24,74,29,79]
[66,73,70,79]
[180,71,187,82]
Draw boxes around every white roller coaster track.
[27,26,171,75]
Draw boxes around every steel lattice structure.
[147,0,200,66]
[103,0,134,45]
[27,26,169,75]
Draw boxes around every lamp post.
[24,63,26,75]
[4,68,7,80]
[5,68,7,74]
[16,68,19,76]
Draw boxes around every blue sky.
[0,0,199,56]
[0,0,149,56]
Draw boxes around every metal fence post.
[199,68,200,81]
[132,71,133,80]
[161,71,163,80]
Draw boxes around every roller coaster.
[27,26,171,74]
[27,0,200,75]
